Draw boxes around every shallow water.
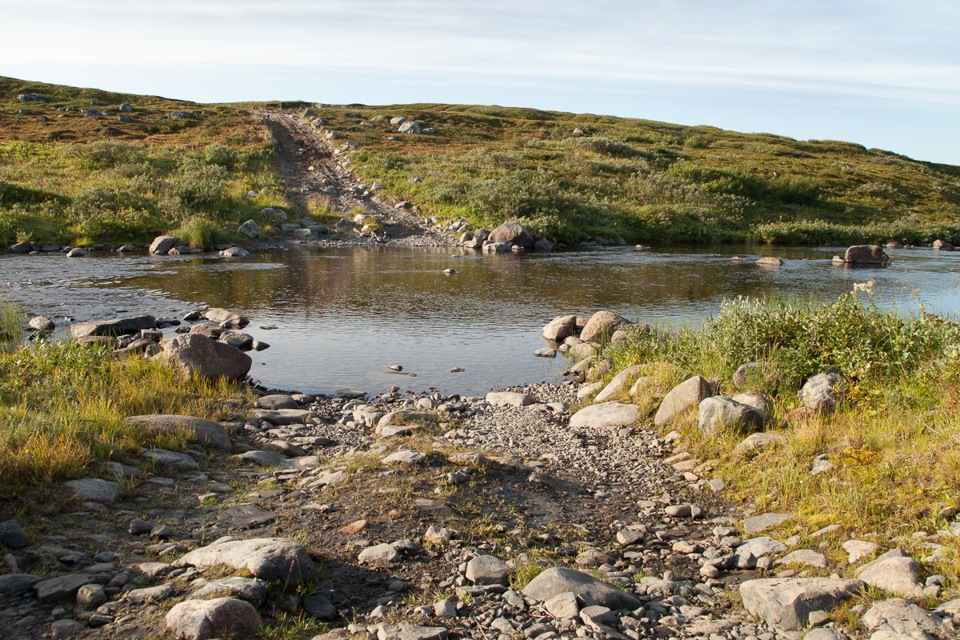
[3,245,959,395]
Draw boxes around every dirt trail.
[258,112,454,246]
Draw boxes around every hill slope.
[1,75,959,247]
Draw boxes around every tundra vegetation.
[2,75,960,247]
[602,293,960,580]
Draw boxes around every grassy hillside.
[2,75,959,247]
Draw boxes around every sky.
[3,0,959,165]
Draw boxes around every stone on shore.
[192,577,268,605]
[654,375,714,427]
[739,578,862,631]
[163,333,252,381]
[799,373,842,413]
[698,396,764,436]
[465,554,511,585]
[174,537,317,585]
[569,402,639,429]
[123,415,231,450]
[523,567,641,610]
[488,220,534,249]
[579,310,628,343]
[63,478,122,503]
[743,512,793,534]
[0,519,29,549]
[860,598,941,636]
[855,548,924,599]
[486,391,534,407]
[149,235,180,256]
[165,597,262,640]
[594,365,641,403]
[34,574,96,603]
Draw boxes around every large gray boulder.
[844,245,890,265]
[70,315,156,338]
[149,235,180,256]
[654,376,714,427]
[739,578,862,631]
[698,396,763,436]
[488,221,534,249]
[579,310,628,343]
[799,373,842,413]
[569,402,639,429]
[523,567,641,610]
[542,315,577,342]
[163,334,252,381]
[174,537,317,586]
[123,415,230,450]
[165,597,262,640]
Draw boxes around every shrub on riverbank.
[0,297,22,342]
[606,296,960,545]
[0,340,249,495]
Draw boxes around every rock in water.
[844,245,890,265]
[579,310,628,343]
[149,235,180,256]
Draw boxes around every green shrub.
[174,216,224,249]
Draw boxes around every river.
[2,244,959,395]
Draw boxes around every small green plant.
[0,297,22,343]
[174,215,224,250]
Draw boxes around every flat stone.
[0,519,29,549]
[855,548,924,599]
[861,598,941,635]
[775,549,829,569]
[569,402,639,429]
[255,394,299,410]
[205,308,249,327]
[358,543,400,565]
[737,537,788,559]
[743,513,793,534]
[522,567,641,611]
[544,591,580,619]
[465,554,511,585]
[251,408,313,425]
[233,450,295,469]
[0,573,42,596]
[142,448,199,470]
[734,432,788,456]
[125,583,174,603]
[383,450,426,466]
[375,411,438,436]
[34,574,96,603]
[63,478,122,503]
[175,537,317,585]
[739,578,862,632]
[165,597,262,640]
[51,619,86,639]
[486,391,534,407]
[192,577,268,605]
[377,623,449,640]
[70,315,156,338]
[842,539,878,564]
[216,503,278,530]
[124,415,230,450]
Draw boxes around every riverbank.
[2,297,960,639]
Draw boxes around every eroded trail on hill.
[258,111,454,246]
